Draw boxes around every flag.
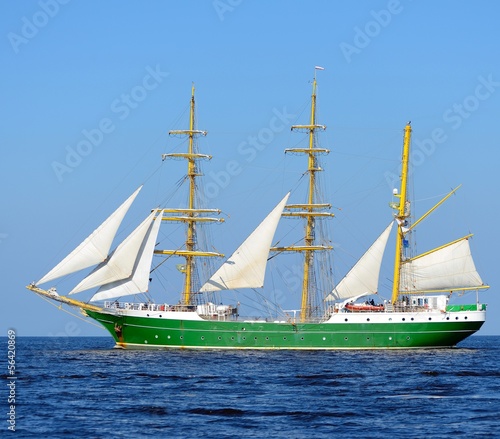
[315,66,325,70]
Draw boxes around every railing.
[325,301,445,315]
[104,301,196,312]
[391,304,434,313]
[103,301,239,320]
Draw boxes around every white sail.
[200,193,290,292]
[326,222,394,301]
[90,211,162,302]
[37,187,142,285]
[400,237,485,293]
[69,210,156,295]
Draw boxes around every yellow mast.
[391,123,412,304]
[158,85,224,305]
[184,84,197,305]
[301,74,319,321]
[271,68,334,322]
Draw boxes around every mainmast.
[271,68,334,322]
[157,85,224,305]
[391,122,412,304]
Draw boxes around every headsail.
[400,236,486,293]
[37,187,142,285]
[326,222,393,301]
[69,209,156,295]
[90,211,162,302]
[200,193,290,292]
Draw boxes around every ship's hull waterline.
[85,308,485,350]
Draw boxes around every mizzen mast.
[157,84,224,305]
[271,67,334,322]
[391,122,412,304]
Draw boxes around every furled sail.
[37,186,142,285]
[326,222,394,301]
[69,209,156,295]
[90,211,162,302]
[400,236,485,293]
[200,193,290,292]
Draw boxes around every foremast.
[271,68,334,322]
[391,123,412,304]
[157,85,224,305]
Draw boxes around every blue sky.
[2,0,499,336]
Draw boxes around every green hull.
[85,309,484,350]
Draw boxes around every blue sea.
[2,336,500,438]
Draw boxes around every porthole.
[366,318,370,322]
[465,316,468,320]
[389,318,392,321]
[159,315,162,318]
[344,337,348,341]
[155,335,158,339]
[402,318,405,321]
[406,336,410,340]
[366,337,370,341]
[180,336,183,340]
[265,337,269,341]
[428,318,432,321]
[242,337,246,340]
[231,337,235,341]
[218,336,222,340]
[255,337,258,340]
[283,337,287,341]
[411,318,414,321]
[201,336,205,340]
[456,317,459,320]
[446,317,450,320]
[322,337,326,341]
[389,336,393,341]
[167,335,171,339]
[344,318,348,322]
[301,337,304,340]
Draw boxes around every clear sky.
[2,0,499,336]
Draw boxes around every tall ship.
[27,70,489,349]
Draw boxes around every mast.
[157,85,224,305]
[184,84,197,305]
[391,122,412,304]
[271,68,334,322]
